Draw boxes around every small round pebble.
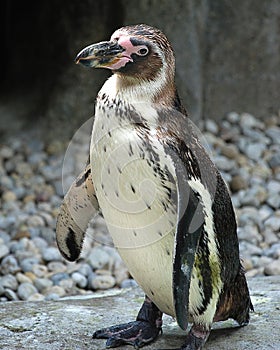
[87,247,111,270]
[0,239,9,258]
[17,283,38,300]
[264,259,280,276]
[120,279,138,289]
[27,293,45,301]
[20,257,40,273]
[42,247,62,262]
[71,272,88,288]
[89,275,116,290]
[0,274,19,291]
[34,278,53,293]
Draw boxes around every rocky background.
[0,1,280,302]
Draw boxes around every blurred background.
[0,0,279,140]
[0,1,279,302]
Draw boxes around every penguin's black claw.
[93,320,161,348]
[179,324,210,350]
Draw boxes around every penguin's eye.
[137,46,149,56]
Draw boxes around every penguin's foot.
[180,324,210,350]
[93,320,161,348]
[93,295,163,348]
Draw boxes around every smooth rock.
[3,288,19,301]
[264,215,280,232]
[205,119,219,135]
[0,230,11,244]
[230,174,248,192]
[227,111,240,123]
[27,215,45,227]
[220,144,240,159]
[0,255,20,275]
[40,227,55,244]
[16,272,32,284]
[45,293,60,301]
[0,145,14,158]
[87,247,111,270]
[27,293,45,301]
[213,155,236,171]
[32,264,48,278]
[17,283,38,300]
[32,237,48,251]
[266,126,280,144]
[20,257,40,273]
[77,263,92,277]
[0,274,18,291]
[59,279,74,290]
[262,230,279,246]
[244,142,266,161]
[42,247,62,262]
[34,278,53,293]
[264,259,280,276]
[51,273,70,286]
[120,279,138,289]
[71,272,88,288]
[47,261,67,273]
[0,243,9,260]
[266,194,280,209]
[2,190,17,202]
[89,275,116,290]
[268,153,280,168]
[44,285,66,298]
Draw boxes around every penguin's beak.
[75,41,130,70]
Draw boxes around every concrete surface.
[0,276,279,350]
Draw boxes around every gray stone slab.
[0,276,279,350]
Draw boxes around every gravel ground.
[0,111,280,302]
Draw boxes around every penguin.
[56,24,253,350]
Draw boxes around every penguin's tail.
[214,263,253,325]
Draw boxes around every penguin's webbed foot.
[93,295,163,348]
[93,320,161,348]
[180,324,210,350]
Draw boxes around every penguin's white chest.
[90,100,177,316]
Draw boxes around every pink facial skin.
[103,33,147,70]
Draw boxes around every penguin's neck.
[97,73,176,108]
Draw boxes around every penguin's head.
[75,24,176,98]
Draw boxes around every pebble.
[89,275,116,290]
[20,257,40,273]
[0,111,280,304]
[50,273,70,285]
[42,247,62,262]
[120,279,138,289]
[87,247,111,270]
[44,286,66,298]
[16,272,33,284]
[0,274,18,291]
[27,293,45,301]
[71,272,88,288]
[4,288,19,301]
[1,255,20,275]
[17,283,38,300]
[264,259,280,276]
[0,242,9,260]
[34,278,53,292]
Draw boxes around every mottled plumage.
[56,24,253,349]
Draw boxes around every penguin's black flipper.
[165,142,205,331]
